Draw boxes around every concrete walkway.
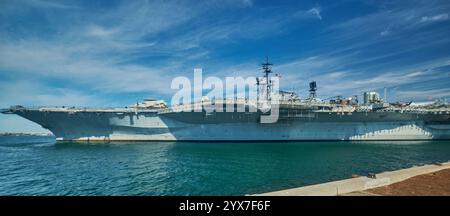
[254,161,450,196]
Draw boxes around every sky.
[0,0,449,133]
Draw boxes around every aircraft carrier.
[2,59,450,141]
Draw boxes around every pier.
[254,161,450,196]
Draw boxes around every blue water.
[0,136,449,195]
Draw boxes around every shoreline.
[254,161,450,196]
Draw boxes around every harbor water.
[0,136,449,195]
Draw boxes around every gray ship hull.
[6,108,450,141]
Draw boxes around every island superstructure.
[2,59,450,141]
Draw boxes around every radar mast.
[261,56,273,101]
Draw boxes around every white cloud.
[420,13,449,23]
[396,88,450,100]
[0,39,181,102]
[0,79,104,107]
[294,6,323,21]
[0,0,268,98]
[380,25,391,36]
[242,0,253,7]
[86,25,118,38]
[327,4,450,44]
[0,0,302,100]
[1,1,449,106]
[270,53,450,100]
[27,0,79,9]
[307,7,322,20]
[326,71,348,79]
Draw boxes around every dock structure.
[254,161,450,196]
